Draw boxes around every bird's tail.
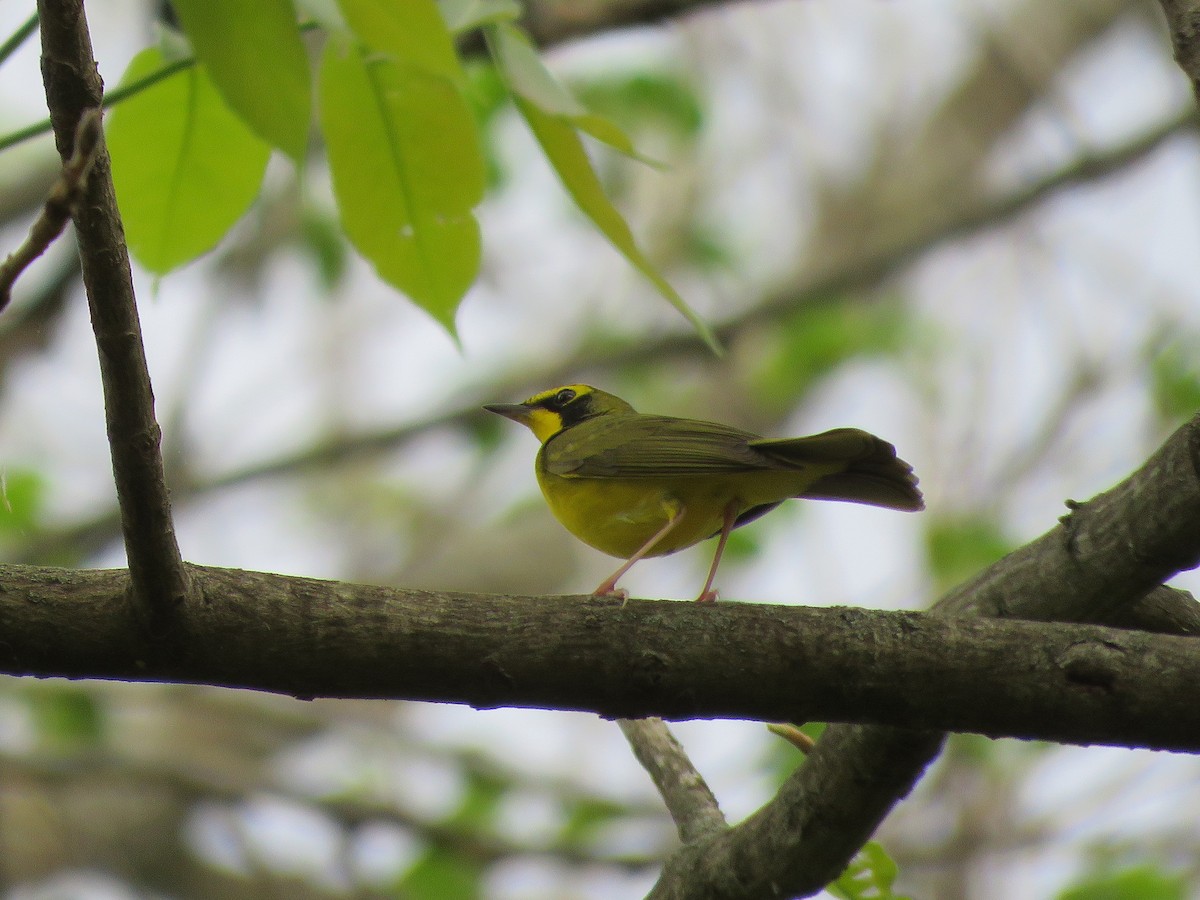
[751,428,924,512]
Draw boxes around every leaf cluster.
[86,0,718,346]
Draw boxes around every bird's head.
[484,384,634,443]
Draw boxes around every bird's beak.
[483,402,534,426]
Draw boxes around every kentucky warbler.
[485,385,923,602]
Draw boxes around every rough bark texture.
[618,717,727,843]
[648,414,1200,898]
[2,560,1199,751]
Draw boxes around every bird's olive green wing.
[542,415,768,478]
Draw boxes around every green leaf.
[439,0,521,34]
[488,21,584,116]
[170,0,311,159]
[398,848,481,899]
[486,23,713,340]
[0,468,45,534]
[446,769,506,828]
[487,22,656,162]
[339,0,465,87]
[574,72,705,139]
[926,516,1013,589]
[752,300,907,415]
[513,96,718,352]
[299,206,349,290]
[724,526,761,562]
[107,48,272,274]
[1151,340,1200,423]
[828,841,910,900]
[1057,865,1187,900]
[464,60,511,129]
[27,684,105,750]
[560,796,627,844]
[318,33,484,333]
[463,61,513,189]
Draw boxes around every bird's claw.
[593,585,630,606]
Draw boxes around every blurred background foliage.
[3,0,1200,897]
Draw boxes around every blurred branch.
[618,717,725,843]
[0,108,99,313]
[0,251,79,366]
[1157,0,1200,105]
[37,0,191,618]
[450,0,746,55]
[0,12,37,67]
[1,749,665,872]
[6,411,1200,741]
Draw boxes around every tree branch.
[644,412,1200,899]
[36,0,190,619]
[618,717,726,843]
[5,415,1200,898]
[0,109,99,313]
[2,559,1200,751]
[522,0,742,47]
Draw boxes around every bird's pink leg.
[695,500,740,603]
[593,502,685,600]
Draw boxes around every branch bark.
[1158,0,1200,104]
[1,556,1199,750]
[0,108,100,312]
[36,0,190,619]
[644,412,1200,899]
[618,717,726,843]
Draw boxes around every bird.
[485,384,923,601]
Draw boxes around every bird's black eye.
[554,388,577,407]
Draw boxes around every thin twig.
[0,11,38,68]
[617,718,725,844]
[0,20,319,153]
[0,108,101,313]
[37,0,191,621]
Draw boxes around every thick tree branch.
[2,561,1200,751]
[650,726,947,900]
[36,0,190,618]
[4,418,1200,900]
[647,413,1200,900]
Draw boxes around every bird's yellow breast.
[535,467,826,559]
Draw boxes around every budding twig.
[0,107,103,313]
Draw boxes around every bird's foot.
[695,589,720,603]
[593,581,629,605]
